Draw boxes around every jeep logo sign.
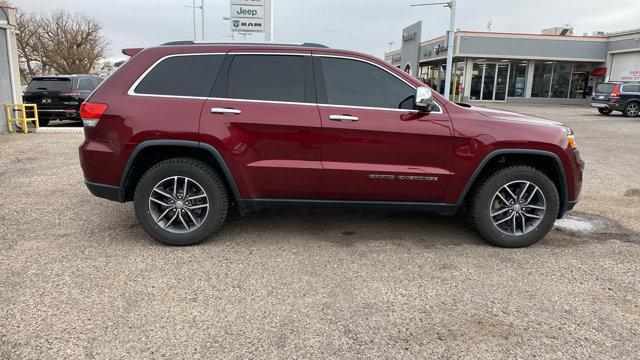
[230,4,264,19]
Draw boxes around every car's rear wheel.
[623,102,640,117]
[134,158,229,246]
[467,166,559,248]
[597,108,612,115]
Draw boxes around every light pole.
[411,0,457,100]
[185,0,205,41]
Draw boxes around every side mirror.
[415,86,434,113]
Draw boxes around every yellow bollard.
[3,104,39,134]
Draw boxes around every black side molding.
[241,199,459,216]
[455,149,570,218]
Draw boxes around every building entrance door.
[471,62,511,101]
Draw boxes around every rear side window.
[27,78,72,92]
[134,55,224,97]
[621,84,640,93]
[596,83,616,94]
[75,77,94,91]
[227,55,305,103]
[317,57,415,109]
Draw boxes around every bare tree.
[13,7,109,80]
[37,10,109,74]
[0,0,12,7]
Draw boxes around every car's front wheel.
[468,166,559,248]
[134,158,229,246]
[597,108,612,115]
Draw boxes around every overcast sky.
[13,0,640,61]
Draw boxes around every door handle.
[211,107,242,115]
[329,114,359,122]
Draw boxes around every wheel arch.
[120,140,245,213]
[457,149,569,219]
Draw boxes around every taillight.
[80,102,108,127]
[610,84,621,99]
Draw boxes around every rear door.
[199,51,323,199]
[314,54,453,202]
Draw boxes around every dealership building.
[385,22,640,104]
[0,5,20,133]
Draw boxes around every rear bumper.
[35,108,81,119]
[84,179,123,202]
[590,101,623,110]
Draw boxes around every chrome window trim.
[127,52,227,98]
[312,54,443,114]
[127,51,444,114]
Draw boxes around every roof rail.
[160,41,329,48]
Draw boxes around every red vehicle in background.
[79,42,584,247]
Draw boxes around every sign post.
[230,0,272,42]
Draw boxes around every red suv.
[79,42,584,247]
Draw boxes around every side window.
[227,55,305,103]
[76,77,94,91]
[317,57,415,109]
[622,84,640,93]
[134,55,224,97]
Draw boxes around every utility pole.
[388,41,394,52]
[185,0,205,41]
[411,0,457,100]
[201,0,205,41]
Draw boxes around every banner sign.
[620,70,640,82]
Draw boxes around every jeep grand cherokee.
[79,42,584,248]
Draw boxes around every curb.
[35,127,84,134]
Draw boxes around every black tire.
[39,119,50,127]
[133,158,229,246]
[597,108,612,115]
[467,166,560,248]
[623,102,640,117]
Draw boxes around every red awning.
[591,67,607,76]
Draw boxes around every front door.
[199,52,323,200]
[314,55,454,202]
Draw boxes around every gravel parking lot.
[1,104,639,359]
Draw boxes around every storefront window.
[470,62,483,100]
[508,61,527,97]
[551,62,571,98]
[531,62,554,98]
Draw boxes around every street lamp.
[411,0,457,100]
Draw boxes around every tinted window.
[621,84,640,93]
[135,55,224,97]
[227,55,305,103]
[90,77,104,88]
[75,77,93,91]
[318,57,414,109]
[596,83,616,94]
[27,78,72,92]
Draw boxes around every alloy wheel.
[148,176,209,233]
[626,103,639,117]
[490,180,546,236]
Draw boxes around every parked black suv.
[590,82,640,117]
[22,75,103,126]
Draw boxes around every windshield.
[595,83,616,94]
[27,78,72,92]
